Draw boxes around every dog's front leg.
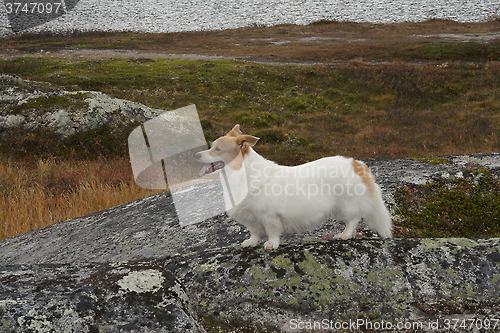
[241,234,261,248]
[241,224,263,248]
[263,215,283,250]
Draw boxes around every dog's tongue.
[199,163,213,177]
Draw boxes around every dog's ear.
[236,135,259,148]
[227,124,243,137]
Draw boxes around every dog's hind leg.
[333,219,359,240]
[262,215,284,250]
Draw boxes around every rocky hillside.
[0,151,499,332]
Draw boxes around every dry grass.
[0,157,162,242]
[2,20,500,63]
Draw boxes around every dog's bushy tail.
[365,185,392,238]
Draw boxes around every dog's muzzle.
[196,151,225,176]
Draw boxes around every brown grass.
[2,20,500,63]
[0,157,162,242]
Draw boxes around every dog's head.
[196,125,259,176]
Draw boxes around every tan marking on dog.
[236,134,259,158]
[210,136,244,170]
[352,159,375,197]
[227,124,243,137]
[208,130,259,171]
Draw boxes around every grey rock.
[0,74,174,136]
[166,238,500,331]
[0,190,345,266]
[0,261,206,333]
[1,153,500,332]
[0,114,25,128]
[42,109,76,135]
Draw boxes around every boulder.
[0,74,173,136]
[0,261,206,333]
[0,153,499,332]
[167,237,500,331]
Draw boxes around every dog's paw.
[263,240,279,250]
[333,230,356,240]
[241,238,259,248]
[333,233,350,240]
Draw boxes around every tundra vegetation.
[0,19,500,244]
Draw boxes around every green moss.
[285,275,301,287]
[412,157,451,165]
[367,270,378,283]
[271,256,292,270]
[0,318,12,331]
[384,267,401,278]
[196,261,221,273]
[420,239,450,249]
[465,283,473,297]
[297,252,332,279]
[310,278,331,293]
[268,279,285,288]
[394,168,500,238]
[406,43,500,62]
[10,93,88,115]
[199,313,279,333]
[249,267,268,281]
[447,238,480,247]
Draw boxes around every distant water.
[1,0,499,36]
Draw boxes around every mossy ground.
[394,168,500,238]
[2,19,500,63]
[199,314,279,333]
[412,157,451,165]
[1,57,499,163]
[0,122,139,160]
[10,92,88,115]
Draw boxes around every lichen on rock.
[117,269,166,294]
[164,238,500,330]
[0,74,175,136]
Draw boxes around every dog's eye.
[214,147,221,152]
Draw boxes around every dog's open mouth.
[199,161,225,177]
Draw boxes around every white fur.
[197,132,392,250]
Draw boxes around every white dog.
[196,125,392,250]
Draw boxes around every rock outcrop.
[0,261,205,333]
[1,153,500,332]
[0,74,172,136]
